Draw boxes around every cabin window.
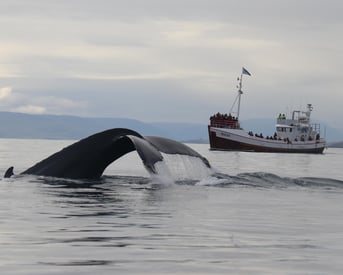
[301,128,308,133]
[277,127,287,132]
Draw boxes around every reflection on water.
[3,174,343,275]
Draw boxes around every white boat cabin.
[275,104,321,142]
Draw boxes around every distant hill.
[0,111,206,141]
[0,112,164,140]
[0,111,342,143]
[328,141,343,148]
[150,122,207,141]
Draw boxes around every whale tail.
[4,166,14,178]
[17,128,212,180]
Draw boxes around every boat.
[208,68,326,153]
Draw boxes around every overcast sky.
[0,0,342,128]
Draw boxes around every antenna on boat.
[230,67,251,120]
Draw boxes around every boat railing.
[312,123,321,134]
[210,118,240,129]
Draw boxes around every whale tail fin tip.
[4,166,14,178]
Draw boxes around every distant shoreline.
[0,111,343,143]
[328,142,343,148]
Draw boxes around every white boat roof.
[275,124,293,128]
[276,123,310,128]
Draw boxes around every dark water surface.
[1,139,343,274]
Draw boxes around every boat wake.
[147,154,343,189]
[195,172,343,190]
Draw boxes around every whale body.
[6,128,210,179]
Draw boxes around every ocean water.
[1,138,343,274]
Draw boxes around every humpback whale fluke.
[144,136,211,168]
[5,128,211,179]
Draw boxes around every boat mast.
[237,72,243,120]
[232,67,251,120]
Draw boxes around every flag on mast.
[242,67,251,76]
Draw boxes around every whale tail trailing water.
[4,128,211,179]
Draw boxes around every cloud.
[9,96,87,115]
[36,96,88,114]
[0,0,342,129]
[12,104,46,114]
[0,84,88,116]
[0,86,12,100]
